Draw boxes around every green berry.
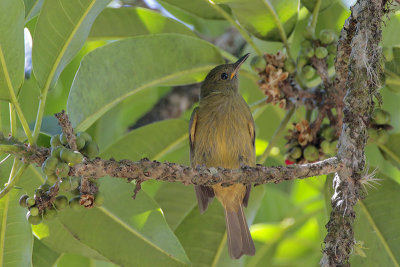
[315,47,328,59]
[39,183,51,192]
[301,65,316,79]
[46,174,58,184]
[55,195,69,210]
[250,56,265,71]
[19,194,29,208]
[43,208,57,220]
[70,177,80,191]
[303,47,315,58]
[77,132,92,142]
[70,151,84,165]
[60,149,83,165]
[327,44,337,55]
[372,108,390,125]
[26,197,36,207]
[284,59,296,73]
[82,141,99,159]
[368,128,379,143]
[50,134,62,147]
[377,129,389,144]
[30,206,39,216]
[59,133,68,145]
[69,196,82,211]
[42,156,59,175]
[94,192,105,207]
[303,25,315,40]
[34,188,45,197]
[321,126,336,141]
[76,136,86,150]
[319,29,337,45]
[55,162,69,178]
[289,146,302,159]
[321,140,332,155]
[26,211,42,225]
[383,47,394,62]
[330,140,338,153]
[51,146,64,159]
[304,145,319,162]
[297,55,308,69]
[59,178,72,192]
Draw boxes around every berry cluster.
[19,131,102,225]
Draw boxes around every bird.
[189,53,256,259]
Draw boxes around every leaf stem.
[207,0,263,56]
[261,0,293,61]
[0,160,28,199]
[32,94,48,142]
[9,104,16,136]
[257,106,295,164]
[0,46,33,144]
[310,0,322,33]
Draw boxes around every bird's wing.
[242,120,256,207]
[189,107,215,213]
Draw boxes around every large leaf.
[67,34,224,131]
[32,0,110,89]
[158,0,228,20]
[385,47,400,94]
[213,0,299,42]
[89,7,196,40]
[382,12,400,48]
[32,238,61,267]
[352,176,400,266]
[174,185,264,266]
[378,133,400,170]
[301,0,337,12]
[0,188,33,267]
[24,0,44,22]
[100,119,188,160]
[0,0,25,101]
[53,178,190,266]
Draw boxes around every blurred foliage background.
[1,0,400,266]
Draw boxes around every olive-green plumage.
[189,54,256,259]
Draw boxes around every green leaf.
[378,133,400,170]
[32,0,110,89]
[154,183,197,231]
[385,47,400,94]
[89,7,196,40]
[100,119,188,160]
[382,12,400,48]
[0,0,25,101]
[301,0,337,12]
[213,0,299,42]
[0,188,33,267]
[352,175,400,266]
[24,0,44,22]
[158,0,228,20]
[67,34,224,131]
[174,185,264,266]
[32,238,61,267]
[54,178,190,266]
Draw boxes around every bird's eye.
[221,73,229,80]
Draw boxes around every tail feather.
[225,205,255,259]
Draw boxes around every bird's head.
[200,53,250,99]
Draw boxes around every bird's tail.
[225,205,255,259]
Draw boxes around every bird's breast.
[192,94,255,169]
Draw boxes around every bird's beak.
[230,53,250,80]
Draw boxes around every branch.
[321,0,387,266]
[0,136,343,185]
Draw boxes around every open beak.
[230,53,250,80]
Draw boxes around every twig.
[55,110,77,151]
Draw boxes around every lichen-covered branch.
[55,110,77,151]
[321,0,387,266]
[0,137,343,185]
